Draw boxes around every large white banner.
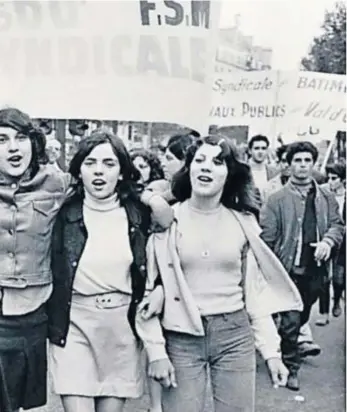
[210,70,346,133]
[0,0,220,133]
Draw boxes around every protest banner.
[280,70,346,131]
[210,71,281,127]
[0,0,220,133]
[210,70,346,138]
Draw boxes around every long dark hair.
[166,133,196,161]
[0,107,48,177]
[130,148,164,184]
[69,130,141,203]
[172,135,259,217]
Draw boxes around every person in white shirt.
[144,135,303,412]
[248,135,278,203]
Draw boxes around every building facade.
[215,25,273,73]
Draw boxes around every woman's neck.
[188,193,222,212]
[84,191,120,212]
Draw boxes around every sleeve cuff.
[322,238,334,248]
[140,189,158,206]
[257,345,282,361]
[145,343,169,363]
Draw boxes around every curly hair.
[69,130,141,203]
[172,135,259,217]
[0,107,48,176]
[130,149,164,184]
[286,141,319,164]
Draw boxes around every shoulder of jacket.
[267,185,288,203]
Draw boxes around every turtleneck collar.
[84,191,120,212]
[289,176,313,187]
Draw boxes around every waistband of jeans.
[201,308,247,321]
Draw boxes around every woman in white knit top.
[48,132,172,412]
[144,135,303,412]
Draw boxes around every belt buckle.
[95,294,113,309]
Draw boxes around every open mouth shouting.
[197,175,213,184]
[7,154,23,168]
[92,178,107,190]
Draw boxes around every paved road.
[34,304,345,412]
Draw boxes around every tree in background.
[301,2,346,74]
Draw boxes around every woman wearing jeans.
[145,135,303,412]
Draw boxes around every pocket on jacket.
[32,199,60,234]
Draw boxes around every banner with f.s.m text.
[0,1,220,133]
[210,70,346,132]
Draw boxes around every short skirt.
[0,304,48,412]
[50,291,145,398]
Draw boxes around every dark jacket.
[47,189,153,347]
[260,180,344,274]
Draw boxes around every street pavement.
[34,303,345,412]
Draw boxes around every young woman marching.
[0,107,172,412]
[0,108,70,412]
[144,135,303,412]
[48,131,172,412]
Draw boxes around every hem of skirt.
[53,382,144,399]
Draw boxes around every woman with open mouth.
[0,108,173,412]
[144,135,303,412]
[48,131,173,412]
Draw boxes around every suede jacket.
[142,203,303,361]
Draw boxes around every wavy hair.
[130,148,164,184]
[286,141,319,164]
[0,107,48,177]
[172,135,259,217]
[165,133,196,160]
[69,130,141,203]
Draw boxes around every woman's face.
[0,126,32,178]
[190,144,228,199]
[46,140,61,164]
[328,173,344,192]
[133,155,150,184]
[80,142,121,200]
[161,148,184,181]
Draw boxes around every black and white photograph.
[0,1,345,411]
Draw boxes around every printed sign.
[210,70,346,133]
[0,1,220,133]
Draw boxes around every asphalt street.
[34,303,345,412]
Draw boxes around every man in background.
[46,138,63,172]
[248,135,279,203]
[260,141,344,391]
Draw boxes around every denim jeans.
[162,309,256,412]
